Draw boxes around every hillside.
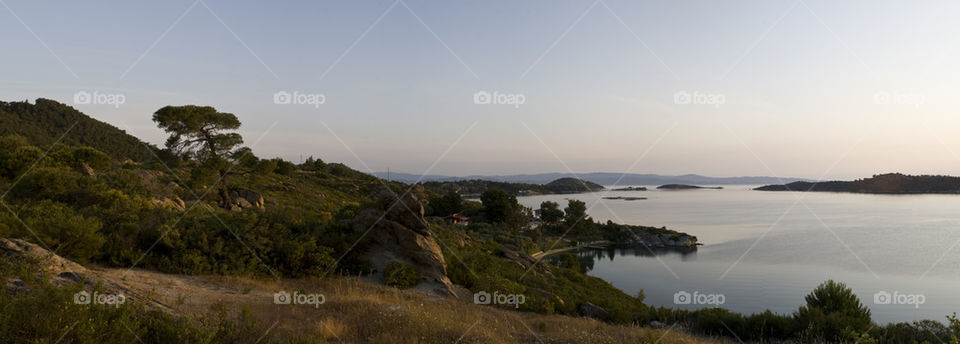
[755,173,960,194]
[0,101,727,343]
[0,99,156,161]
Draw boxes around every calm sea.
[517,186,960,324]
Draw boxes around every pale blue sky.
[4,0,960,179]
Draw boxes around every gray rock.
[577,302,608,319]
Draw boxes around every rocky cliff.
[344,189,457,297]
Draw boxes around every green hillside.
[0,99,155,161]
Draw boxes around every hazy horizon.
[6,0,960,179]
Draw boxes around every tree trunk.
[219,170,232,208]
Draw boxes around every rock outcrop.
[152,196,186,211]
[496,244,551,275]
[227,189,265,210]
[0,238,176,314]
[577,302,609,319]
[619,227,699,248]
[344,190,457,297]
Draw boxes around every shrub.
[382,261,420,289]
[274,160,297,176]
[15,200,104,263]
[794,280,871,342]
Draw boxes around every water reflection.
[548,246,698,272]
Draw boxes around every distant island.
[602,196,647,201]
[423,177,604,197]
[611,186,647,191]
[657,184,723,190]
[376,171,809,186]
[755,173,960,194]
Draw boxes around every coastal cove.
[518,185,960,324]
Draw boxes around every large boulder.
[229,189,264,209]
[577,302,609,320]
[345,190,456,297]
[377,189,428,235]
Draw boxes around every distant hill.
[756,173,960,194]
[376,171,807,186]
[422,177,603,196]
[0,99,155,161]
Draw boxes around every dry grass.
[142,273,730,344]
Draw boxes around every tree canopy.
[153,105,243,161]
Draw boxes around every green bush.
[794,280,872,342]
[14,200,104,263]
[382,261,420,289]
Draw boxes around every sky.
[4,0,960,179]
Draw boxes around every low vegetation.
[2,99,959,343]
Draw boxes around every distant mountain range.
[373,171,810,186]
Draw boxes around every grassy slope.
[91,267,728,344]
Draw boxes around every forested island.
[755,173,960,194]
[657,184,723,190]
[422,177,603,197]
